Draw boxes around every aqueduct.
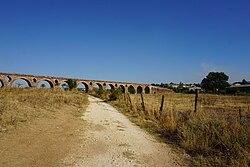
[0,72,171,94]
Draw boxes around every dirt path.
[65,96,186,167]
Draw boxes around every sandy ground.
[0,105,86,167]
[64,96,186,167]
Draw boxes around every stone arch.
[32,78,37,83]
[0,79,4,87]
[145,86,150,94]
[137,86,143,94]
[93,83,103,90]
[119,85,125,93]
[5,76,12,83]
[106,84,115,90]
[77,82,89,93]
[59,80,69,90]
[11,78,32,87]
[54,79,59,86]
[37,79,54,88]
[128,85,136,94]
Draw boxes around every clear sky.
[0,0,249,84]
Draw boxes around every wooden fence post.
[141,94,145,111]
[239,108,242,122]
[127,93,133,110]
[123,93,127,104]
[194,90,198,113]
[159,95,165,113]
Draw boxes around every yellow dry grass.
[109,92,250,167]
[0,88,88,130]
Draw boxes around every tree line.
[152,72,249,94]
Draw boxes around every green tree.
[128,86,136,94]
[41,84,46,88]
[178,82,184,89]
[109,88,122,101]
[201,72,230,93]
[242,79,248,85]
[66,79,77,91]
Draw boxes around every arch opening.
[137,86,143,94]
[93,83,102,90]
[145,86,150,94]
[119,85,125,93]
[55,80,59,86]
[128,85,136,94]
[77,82,89,93]
[5,76,12,83]
[59,81,69,90]
[106,84,114,91]
[32,78,37,83]
[12,78,32,88]
[37,80,53,88]
[0,80,4,87]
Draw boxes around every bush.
[93,87,105,96]
[66,79,77,91]
[109,88,122,101]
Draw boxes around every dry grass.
[109,92,250,167]
[0,88,88,130]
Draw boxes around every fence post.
[127,93,133,110]
[239,108,242,122]
[194,90,198,113]
[141,94,145,111]
[159,95,165,113]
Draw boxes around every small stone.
[0,128,7,133]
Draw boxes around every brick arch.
[106,83,115,90]
[5,75,12,83]
[77,81,89,93]
[119,85,126,93]
[128,85,136,94]
[36,79,54,88]
[10,77,32,87]
[0,79,5,87]
[137,85,143,94]
[93,82,103,89]
[145,86,150,94]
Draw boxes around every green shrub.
[93,87,105,96]
[109,88,122,101]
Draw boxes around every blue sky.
[0,0,249,84]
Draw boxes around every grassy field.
[0,88,88,130]
[109,92,250,167]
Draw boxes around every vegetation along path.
[65,96,186,167]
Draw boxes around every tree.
[66,79,77,91]
[109,88,122,101]
[242,79,248,85]
[178,82,184,89]
[201,72,230,93]
[41,84,46,88]
[128,86,136,94]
